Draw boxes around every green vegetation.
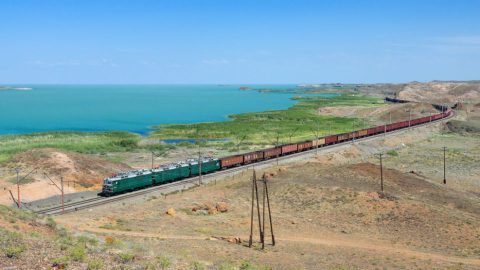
[51,256,70,268]
[157,255,171,269]
[0,228,26,258]
[191,261,206,270]
[69,246,87,262]
[386,150,399,157]
[0,94,384,163]
[0,131,141,163]
[87,258,104,270]
[116,252,135,263]
[152,95,384,145]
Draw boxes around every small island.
[0,86,32,91]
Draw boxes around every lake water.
[0,85,336,135]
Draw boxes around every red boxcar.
[297,141,313,152]
[313,138,326,147]
[337,133,349,141]
[220,155,244,168]
[358,129,368,137]
[325,135,337,144]
[264,147,282,158]
[243,151,264,163]
[281,144,298,155]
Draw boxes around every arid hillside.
[0,148,131,204]
[398,81,480,104]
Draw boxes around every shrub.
[191,261,205,270]
[116,252,135,263]
[87,258,104,270]
[51,256,70,268]
[386,150,398,157]
[218,262,236,270]
[157,255,171,269]
[99,223,114,230]
[4,246,26,258]
[69,246,86,262]
[46,216,56,229]
[239,260,254,270]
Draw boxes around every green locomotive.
[101,157,220,196]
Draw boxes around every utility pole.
[262,175,266,250]
[151,151,154,170]
[254,171,263,245]
[378,153,384,193]
[44,173,65,214]
[15,168,20,208]
[352,119,355,143]
[263,173,275,246]
[443,146,446,185]
[61,177,64,213]
[198,150,202,185]
[13,167,37,208]
[408,109,412,128]
[314,121,320,155]
[248,170,275,249]
[273,132,280,166]
[249,170,256,247]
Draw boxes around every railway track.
[35,112,454,216]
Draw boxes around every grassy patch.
[152,95,383,145]
[0,228,26,258]
[116,252,135,263]
[0,131,141,163]
[8,176,35,185]
[386,150,399,157]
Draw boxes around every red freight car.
[220,155,244,168]
[243,151,264,163]
[348,131,358,139]
[297,141,313,152]
[398,121,409,128]
[281,144,298,155]
[325,135,337,144]
[312,138,326,147]
[264,147,282,159]
[337,133,349,142]
[358,129,368,137]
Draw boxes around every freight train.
[101,106,453,196]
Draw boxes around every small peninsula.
[0,86,32,91]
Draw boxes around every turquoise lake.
[0,85,336,135]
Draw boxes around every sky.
[1,0,479,84]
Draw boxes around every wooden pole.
[248,170,255,247]
[61,177,65,214]
[254,173,264,245]
[198,151,202,185]
[262,175,266,249]
[16,169,21,208]
[8,190,17,206]
[443,146,446,185]
[264,174,275,246]
[379,153,384,193]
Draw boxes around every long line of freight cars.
[101,106,453,196]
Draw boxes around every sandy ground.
[0,148,131,205]
[398,81,480,104]
[54,119,480,269]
